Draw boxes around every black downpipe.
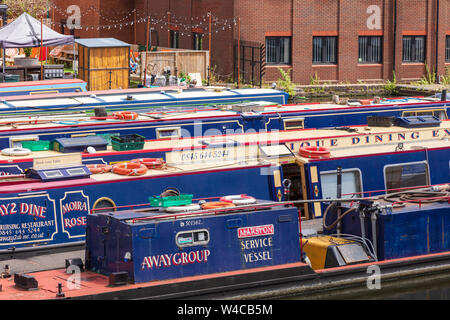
[436,0,440,83]
[392,0,397,76]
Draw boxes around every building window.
[402,36,426,62]
[170,30,179,48]
[358,36,382,63]
[193,33,203,50]
[385,162,429,192]
[266,37,291,65]
[313,37,337,64]
[446,36,450,62]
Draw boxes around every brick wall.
[50,0,450,85]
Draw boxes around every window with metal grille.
[313,37,337,64]
[266,37,291,65]
[358,36,382,63]
[170,30,179,48]
[402,36,426,62]
[446,36,450,62]
[193,33,203,50]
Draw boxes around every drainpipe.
[392,0,397,77]
[435,0,440,82]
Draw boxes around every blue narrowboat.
[0,79,87,97]
[86,199,302,283]
[0,95,447,151]
[0,87,288,116]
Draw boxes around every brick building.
[51,0,450,85]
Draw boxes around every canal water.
[286,273,450,300]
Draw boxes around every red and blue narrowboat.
[0,185,449,299]
[0,94,447,151]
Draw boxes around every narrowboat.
[0,87,288,116]
[0,185,449,300]
[0,79,87,97]
[0,116,448,177]
[0,93,447,151]
[0,118,447,252]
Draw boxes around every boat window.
[43,170,63,178]
[176,229,209,248]
[67,168,87,176]
[384,162,429,193]
[156,127,181,139]
[402,109,447,120]
[283,118,304,130]
[320,169,362,199]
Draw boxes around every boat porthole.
[92,197,117,213]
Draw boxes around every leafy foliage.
[3,0,48,19]
[276,68,296,97]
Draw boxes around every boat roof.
[0,95,446,132]
[0,87,287,106]
[0,79,86,89]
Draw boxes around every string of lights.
[45,4,238,35]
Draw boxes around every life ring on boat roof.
[112,162,148,176]
[298,146,331,159]
[219,194,257,206]
[86,164,112,174]
[1,147,32,157]
[165,204,201,213]
[131,158,166,169]
[112,111,139,120]
[201,201,236,210]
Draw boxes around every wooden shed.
[76,38,130,91]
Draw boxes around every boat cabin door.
[281,161,310,219]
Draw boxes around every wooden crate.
[76,38,130,91]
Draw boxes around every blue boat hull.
[0,164,280,251]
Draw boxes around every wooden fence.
[135,47,209,83]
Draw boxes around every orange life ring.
[113,111,139,120]
[201,201,236,210]
[112,162,148,176]
[86,164,112,174]
[131,158,166,169]
[299,146,331,159]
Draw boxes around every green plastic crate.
[21,140,51,151]
[111,134,145,151]
[149,194,193,208]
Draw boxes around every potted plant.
[14,47,39,67]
